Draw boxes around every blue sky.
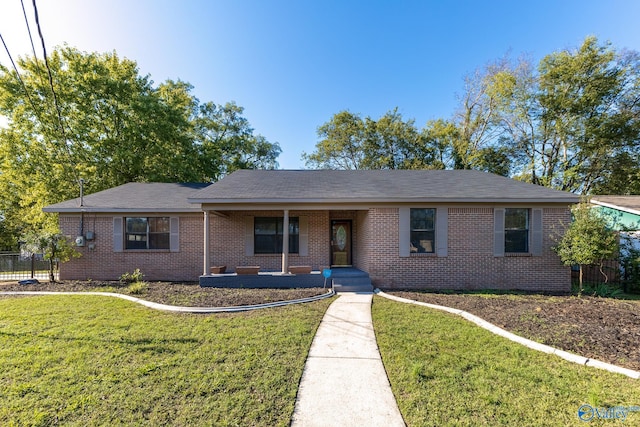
[1,0,639,169]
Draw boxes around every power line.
[20,0,46,89]
[0,31,39,115]
[31,0,80,183]
[20,0,39,61]
[32,0,66,138]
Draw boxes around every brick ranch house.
[44,169,580,292]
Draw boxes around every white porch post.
[282,209,289,274]
[203,210,210,276]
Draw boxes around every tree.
[195,101,281,180]
[532,37,640,193]
[303,109,442,170]
[494,38,640,192]
[21,231,80,282]
[421,119,458,170]
[452,59,516,172]
[302,110,366,169]
[448,37,640,191]
[553,200,619,294]
[0,46,279,243]
[305,37,640,190]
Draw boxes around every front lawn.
[0,295,332,426]
[372,297,640,426]
[385,290,640,371]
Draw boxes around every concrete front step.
[333,283,374,293]
[331,268,373,293]
[333,276,372,286]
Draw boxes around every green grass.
[372,297,640,426]
[0,294,333,426]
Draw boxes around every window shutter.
[170,217,180,252]
[399,207,410,257]
[436,207,448,257]
[244,216,254,256]
[494,208,505,257]
[299,216,309,256]
[531,208,543,256]
[113,217,123,252]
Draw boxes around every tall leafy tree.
[0,46,279,242]
[304,109,441,170]
[452,59,514,171]
[420,119,459,170]
[533,37,639,192]
[450,37,640,192]
[302,110,366,169]
[361,108,438,170]
[305,37,639,191]
[195,101,280,180]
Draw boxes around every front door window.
[331,220,352,266]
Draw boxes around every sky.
[1,0,639,170]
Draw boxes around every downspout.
[79,178,85,236]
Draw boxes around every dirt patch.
[386,290,640,372]
[0,280,329,307]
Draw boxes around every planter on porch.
[210,266,227,274]
[235,266,260,275]
[288,265,312,274]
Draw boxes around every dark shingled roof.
[44,170,579,213]
[43,182,210,213]
[189,169,579,204]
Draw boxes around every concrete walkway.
[290,292,405,427]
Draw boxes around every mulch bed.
[385,290,640,372]
[0,280,329,307]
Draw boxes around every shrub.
[572,282,624,298]
[120,269,144,284]
[127,280,149,295]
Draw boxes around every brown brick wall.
[57,206,572,291]
[209,210,333,272]
[355,210,370,272]
[58,213,203,281]
[366,207,571,292]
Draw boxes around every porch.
[199,267,372,292]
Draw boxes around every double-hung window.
[125,217,170,250]
[410,208,436,253]
[504,208,529,253]
[254,217,299,254]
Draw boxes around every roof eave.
[191,196,580,205]
[591,199,640,217]
[43,207,203,214]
